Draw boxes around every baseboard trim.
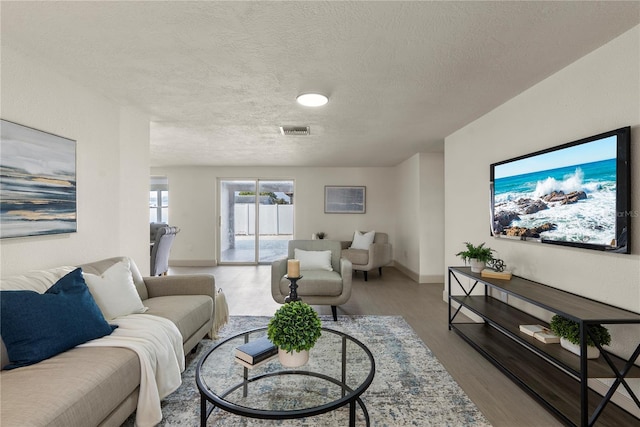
[392,261,444,284]
[170,259,218,267]
[419,274,444,284]
[392,261,419,282]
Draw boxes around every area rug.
[122,315,491,426]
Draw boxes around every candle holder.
[284,275,303,303]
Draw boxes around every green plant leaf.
[455,242,494,263]
[549,315,611,347]
[267,301,322,352]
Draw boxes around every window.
[150,176,169,223]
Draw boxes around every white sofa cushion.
[279,271,343,296]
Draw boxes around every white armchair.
[271,240,352,320]
[341,232,392,281]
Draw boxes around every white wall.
[151,166,398,265]
[394,155,420,276]
[0,47,150,277]
[419,153,444,282]
[156,159,447,281]
[162,168,217,265]
[445,26,640,353]
[393,153,445,283]
[118,107,151,270]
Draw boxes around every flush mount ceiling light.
[296,93,329,107]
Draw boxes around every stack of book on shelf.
[519,324,560,344]
[235,336,278,369]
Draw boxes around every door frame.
[217,178,294,265]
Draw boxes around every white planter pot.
[560,337,600,359]
[278,348,309,367]
[470,259,485,273]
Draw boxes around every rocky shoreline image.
[493,190,588,238]
[492,136,618,247]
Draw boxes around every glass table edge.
[195,326,376,418]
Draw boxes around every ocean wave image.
[1,120,76,239]
[492,135,618,247]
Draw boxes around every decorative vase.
[560,337,600,359]
[278,348,309,367]
[470,259,485,273]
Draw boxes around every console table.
[448,266,640,427]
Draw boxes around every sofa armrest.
[271,258,288,300]
[143,274,216,300]
[369,242,392,268]
[340,257,353,298]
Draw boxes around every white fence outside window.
[234,204,293,235]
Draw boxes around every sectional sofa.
[0,256,216,427]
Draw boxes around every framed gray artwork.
[324,186,366,214]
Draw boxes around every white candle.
[287,259,300,277]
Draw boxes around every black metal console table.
[448,266,640,427]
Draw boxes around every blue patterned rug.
[122,315,490,426]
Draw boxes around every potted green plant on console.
[268,301,322,367]
[549,315,611,359]
[456,242,494,273]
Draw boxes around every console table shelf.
[448,267,640,427]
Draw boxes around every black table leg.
[200,394,207,427]
[349,400,356,426]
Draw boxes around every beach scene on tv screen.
[492,135,617,247]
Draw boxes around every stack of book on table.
[235,336,278,369]
[519,324,560,344]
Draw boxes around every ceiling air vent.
[280,126,310,136]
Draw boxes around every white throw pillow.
[350,230,375,250]
[83,260,147,320]
[294,248,333,271]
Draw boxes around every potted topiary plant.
[316,232,326,240]
[267,301,322,367]
[549,315,611,359]
[456,242,494,273]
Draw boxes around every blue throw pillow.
[0,268,117,370]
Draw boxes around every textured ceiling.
[2,1,639,167]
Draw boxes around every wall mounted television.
[490,126,631,253]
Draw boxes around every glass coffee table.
[196,327,375,426]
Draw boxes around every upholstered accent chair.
[271,240,352,321]
[150,225,180,276]
[341,232,392,281]
[150,222,168,243]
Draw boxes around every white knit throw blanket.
[80,314,185,427]
[212,288,229,338]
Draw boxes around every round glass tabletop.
[196,327,375,426]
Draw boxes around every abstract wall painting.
[1,119,77,238]
[324,186,366,214]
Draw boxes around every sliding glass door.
[219,179,294,264]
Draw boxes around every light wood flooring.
[170,265,562,427]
